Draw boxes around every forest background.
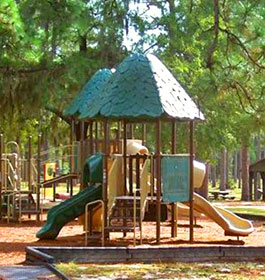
[0,0,264,200]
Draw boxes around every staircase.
[105,196,142,234]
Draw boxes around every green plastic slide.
[36,184,102,240]
[36,153,103,240]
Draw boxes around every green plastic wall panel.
[162,155,190,203]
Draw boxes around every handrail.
[139,159,149,244]
[85,199,104,247]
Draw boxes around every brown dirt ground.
[0,205,264,266]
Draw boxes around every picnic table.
[209,190,234,200]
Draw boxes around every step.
[116,196,140,200]
[85,233,102,240]
[19,209,41,214]
[112,205,140,210]
[105,226,135,233]
[109,215,140,221]
[115,201,140,206]
[115,199,140,204]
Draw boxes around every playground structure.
[35,53,254,245]
[0,53,254,246]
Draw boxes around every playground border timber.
[26,246,265,264]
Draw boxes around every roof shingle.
[64,69,112,117]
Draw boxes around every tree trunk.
[79,35,87,52]
[233,151,238,182]
[211,165,216,188]
[238,151,241,188]
[167,0,177,55]
[220,148,227,191]
[255,136,261,188]
[241,140,250,201]
[226,150,230,189]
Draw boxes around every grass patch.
[57,262,265,279]
[225,207,265,216]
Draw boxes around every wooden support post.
[129,124,133,139]
[142,123,147,146]
[80,121,85,189]
[189,121,194,243]
[28,136,32,193]
[118,121,121,153]
[70,119,74,174]
[70,179,73,197]
[103,120,109,239]
[37,134,41,221]
[171,121,177,238]
[123,120,127,195]
[0,134,3,219]
[95,122,98,152]
[129,156,133,195]
[150,154,155,201]
[156,119,161,244]
[122,120,128,237]
[254,172,258,201]
[136,154,140,191]
[53,183,56,202]
[89,121,93,156]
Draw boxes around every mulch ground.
[0,202,264,266]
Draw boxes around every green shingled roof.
[79,53,204,121]
[64,69,112,117]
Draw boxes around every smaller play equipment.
[249,158,265,201]
[0,133,81,223]
[0,137,41,222]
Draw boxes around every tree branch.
[219,27,265,69]
[45,105,71,124]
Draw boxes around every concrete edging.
[26,246,265,264]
